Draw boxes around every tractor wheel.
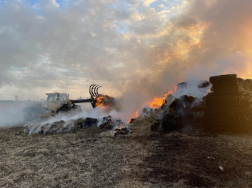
[57,107,71,114]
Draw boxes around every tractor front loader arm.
[70,84,102,108]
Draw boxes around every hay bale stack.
[210,74,238,95]
[203,74,252,133]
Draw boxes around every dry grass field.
[0,125,252,188]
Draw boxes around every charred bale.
[161,112,183,133]
[180,95,196,106]
[177,82,187,88]
[191,102,206,118]
[74,118,85,128]
[129,118,136,124]
[169,95,197,117]
[177,80,211,89]
[99,117,126,131]
[82,118,98,128]
[99,116,114,130]
[169,99,183,111]
[198,81,210,88]
[114,128,130,136]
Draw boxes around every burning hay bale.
[112,119,130,136]
[169,95,199,116]
[95,95,116,108]
[130,76,252,135]
[99,116,130,136]
[129,83,209,135]
[114,127,129,136]
[129,109,160,136]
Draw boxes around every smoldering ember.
[1,74,252,187]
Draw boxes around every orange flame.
[95,95,114,109]
[95,95,107,109]
[120,123,124,130]
[149,86,177,109]
[115,123,127,135]
[134,110,139,118]
[128,110,139,123]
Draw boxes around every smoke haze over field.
[1,0,252,119]
[0,103,25,127]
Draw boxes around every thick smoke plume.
[1,0,252,124]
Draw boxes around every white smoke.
[0,102,26,127]
[173,80,211,100]
[24,107,123,134]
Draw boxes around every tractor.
[22,84,110,121]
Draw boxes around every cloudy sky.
[1,0,252,102]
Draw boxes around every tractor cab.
[23,85,104,122]
[46,93,70,102]
[45,93,73,113]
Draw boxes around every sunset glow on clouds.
[1,0,252,102]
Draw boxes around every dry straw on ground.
[0,125,252,187]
